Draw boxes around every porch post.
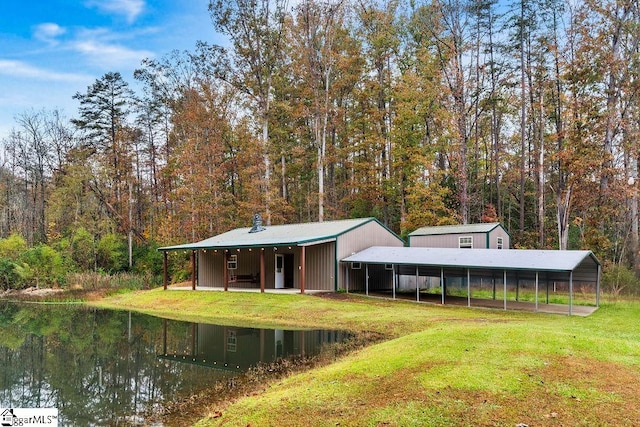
[191,250,196,290]
[300,245,306,294]
[223,251,228,291]
[260,248,265,293]
[163,251,168,290]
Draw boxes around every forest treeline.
[2,0,640,286]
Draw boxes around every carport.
[341,247,601,315]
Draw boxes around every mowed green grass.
[91,290,640,426]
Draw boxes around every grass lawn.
[91,289,640,426]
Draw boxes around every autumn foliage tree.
[1,0,640,280]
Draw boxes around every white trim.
[227,254,238,270]
[459,236,473,249]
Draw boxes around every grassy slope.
[91,290,640,426]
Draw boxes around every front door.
[275,254,285,289]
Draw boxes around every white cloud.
[72,37,154,69]
[0,60,89,82]
[33,23,66,45]
[85,0,146,23]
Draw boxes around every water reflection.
[159,321,345,373]
[0,302,348,425]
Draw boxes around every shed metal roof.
[409,222,503,236]
[342,246,599,272]
[160,217,396,251]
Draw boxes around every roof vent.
[249,214,266,233]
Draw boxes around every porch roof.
[160,217,387,251]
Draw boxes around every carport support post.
[503,270,507,311]
[535,271,539,312]
[163,251,168,290]
[440,268,445,305]
[467,269,471,308]
[569,271,573,316]
[366,264,369,296]
[392,264,396,300]
[345,264,349,293]
[596,264,601,307]
[415,266,419,302]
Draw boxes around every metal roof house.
[409,223,510,249]
[342,247,601,315]
[159,217,404,293]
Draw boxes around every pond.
[0,302,349,425]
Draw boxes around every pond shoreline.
[1,295,368,426]
[84,288,640,426]
[159,330,384,426]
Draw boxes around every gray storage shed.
[342,246,601,315]
[409,223,510,249]
[159,217,404,293]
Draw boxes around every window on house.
[227,330,237,352]
[351,262,361,270]
[497,237,504,249]
[227,254,238,270]
[459,236,473,249]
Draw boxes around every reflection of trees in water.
[0,303,349,425]
[0,304,225,425]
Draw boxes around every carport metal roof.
[341,246,599,273]
[341,246,601,315]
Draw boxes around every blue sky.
[0,0,221,140]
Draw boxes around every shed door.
[275,254,285,289]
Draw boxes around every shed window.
[227,254,238,270]
[351,262,361,270]
[497,237,504,249]
[459,236,473,249]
